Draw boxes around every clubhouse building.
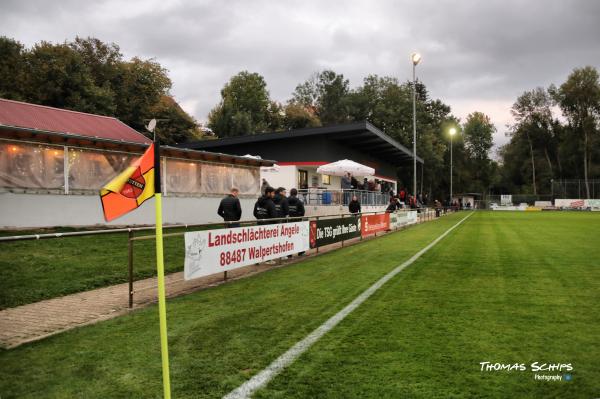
[182,122,422,215]
[0,99,273,228]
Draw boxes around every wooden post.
[341,214,345,247]
[316,216,320,253]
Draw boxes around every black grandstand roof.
[181,121,423,166]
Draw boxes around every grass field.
[0,225,219,309]
[0,211,599,398]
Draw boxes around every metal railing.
[297,189,391,206]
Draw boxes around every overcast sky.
[2,0,599,149]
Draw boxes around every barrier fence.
[1,208,453,308]
[297,189,390,206]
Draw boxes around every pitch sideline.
[224,211,475,399]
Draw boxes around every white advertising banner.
[184,222,310,280]
[407,210,418,225]
[585,199,600,209]
[501,195,512,205]
[555,199,585,208]
[389,211,418,229]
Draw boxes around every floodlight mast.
[411,53,421,199]
[449,127,457,203]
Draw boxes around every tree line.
[0,36,201,145]
[1,36,598,199]
[209,67,600,200]
[502,67,600,197]
[208,69,496,201]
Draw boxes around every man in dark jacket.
[287,188,306,257]
[253,187,277,224]
[386,196,398,213]
[287,188,305,219]
[349,195,361,214]
[273,187,289,220]
[218,188,242,227]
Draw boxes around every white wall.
[0,193,258,228]
[261,165,297,190]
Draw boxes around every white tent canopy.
[316,159,375,177]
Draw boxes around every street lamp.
[411,52,421,199]
[449,127,457,204]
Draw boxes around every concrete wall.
[0,193,258,228]
[304,204,387,217]
[261,165,297,190]
[0,192,388,229]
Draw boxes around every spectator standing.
[386,196,398,213]
[341,173,352,204]
[287,188,305,219]
[362,178,369,191]
[254,186,277,224]
[399,187,406,204]
[287,188,306,257]
[217,188,242,227]
[341,173,352,190]
[349,195,361,214]
[260,178,270,195]
[273,187,289,220]
[350,175,358,190]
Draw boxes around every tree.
[0,36,200,144]
[150,95,201,145]
[463,112,495,192]
[113,57,172,131]
[69,36,123,92]
[208,71,275,137]
[0,36,26,100]
[23,41,115,115]
[283,103,321,129]
[552,66,600,198]
[509,88,559,194]
[292,70,351,124]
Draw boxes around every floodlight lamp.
[449,127,457,136]
[411,52,422,65]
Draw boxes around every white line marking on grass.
[224,212,474,399]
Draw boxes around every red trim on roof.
[0,98,150,144]
[277,161,328,166]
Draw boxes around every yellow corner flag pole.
[154,141,172,399]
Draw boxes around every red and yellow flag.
[100,144,156,221]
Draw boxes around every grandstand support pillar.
[128,229,134,308]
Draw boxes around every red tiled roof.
[0,98,151,144]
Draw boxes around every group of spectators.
[218,180,433,227]
[217,185,305,226]
[345,186,433,214]
[341,173,394,194]
[217,184,307,260]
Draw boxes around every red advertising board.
[361,213,390,236]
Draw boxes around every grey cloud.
[1,0,599,141]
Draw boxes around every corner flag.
[98,141,172,399]
[100,144,155,222]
